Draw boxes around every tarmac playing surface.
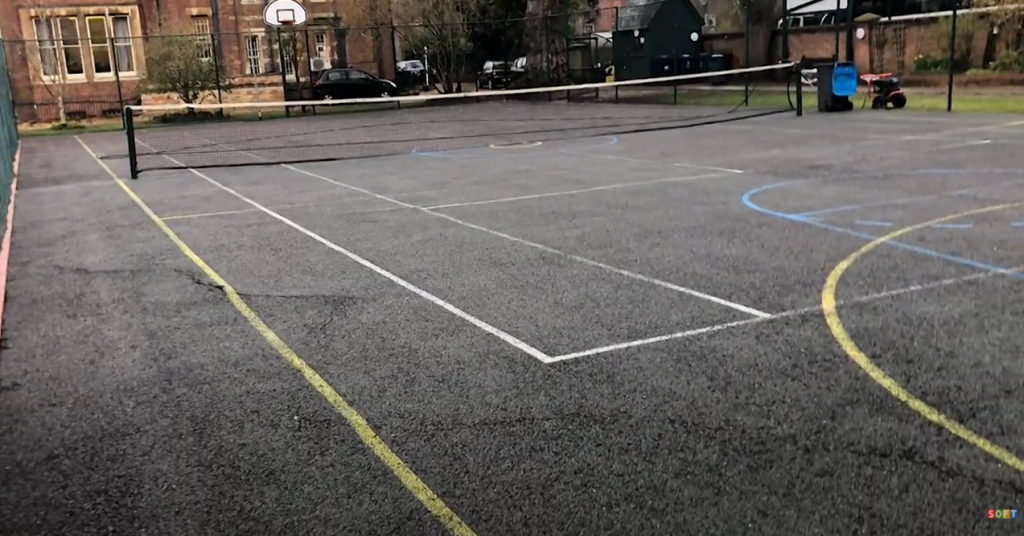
[1,109,1023,535]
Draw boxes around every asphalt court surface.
[2,111,1024,535]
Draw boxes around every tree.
[393,0,480,93]
[703,0,782,67]
[357,0,394,77]
[143,19,227,106]
[522,0,583,85]
[973,0,1024,71]
[468,0,528,68]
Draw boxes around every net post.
[124,106,139,179]
[795,65,803,117]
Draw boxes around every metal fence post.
[946,0,958,113]
[111,37,126,129]
[744,0,751,106]
[212,32,225,105]
[277,28,291,117]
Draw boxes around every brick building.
[0,0,395,122]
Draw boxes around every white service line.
[558,149,746,174]
[170,133,768,319]
[546,262,1024,362]
[933,139,992,151]
[282,164,771,318]
[177,132,768,317]
[569,118,1022,171]
[135,140,553,363]
[422,172,730,210]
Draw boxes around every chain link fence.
[0,0,811,127]
[0,38,18,235]
[779,1,1024,111]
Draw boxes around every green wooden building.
[612,0,704,81]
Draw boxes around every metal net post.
[125,107,138,179]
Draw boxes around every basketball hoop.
[264,0,307,28]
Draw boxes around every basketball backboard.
[786,0,847,15]
[264,0,308,27]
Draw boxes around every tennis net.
[124,62,801,178]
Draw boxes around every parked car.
[313,68,399,100]
[510,56,527,83]
[476,60,510,90]
[396,59,427,91]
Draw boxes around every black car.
[476,61,511,90]
[312,68,399,100]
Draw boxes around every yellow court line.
[73,137,478,536]
[822,202,1024,473]
[489,141,542,149]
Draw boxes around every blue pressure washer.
[815,61,856,112]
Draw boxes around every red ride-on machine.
[860,73,907,110]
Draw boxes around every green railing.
[0,38,17,236]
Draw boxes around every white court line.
[568,118,1022,171]
[715,123,955,142]
[17,180,118,193]
[130,139,553,363]
[933,139,992,151]
[161,200,333,221]
[558,149,746,174]
[422,172,729,210]
[168,131,770,319]
[282,164,771,318]
[547,263,1024,362]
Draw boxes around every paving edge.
[0,141,21,358]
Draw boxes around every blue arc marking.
[741,180,1024,280]
[1012,222,1024,227]
[854,220,893,227]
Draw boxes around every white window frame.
[29,11,137,83]
[86,15,114,77]
[192,15,213,60]
[110,14,135,75]
[33,18,60,78]
[244,34,262,76]
[32,17,87,82]
[313,32,328,60]
[282,41,296,77]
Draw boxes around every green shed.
[611,0,704,81]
